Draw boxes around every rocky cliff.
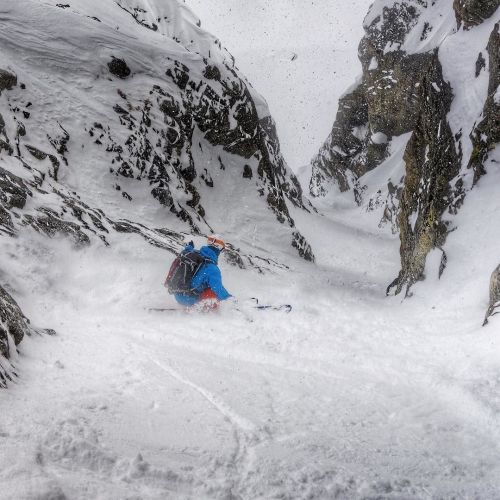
[311,0,499,297]
[0,0,314,378]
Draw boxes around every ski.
[146,303,292,313]
[249,298,292,313]
[147,307,184,312]
[254,304,292,313]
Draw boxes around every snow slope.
[2,193,500,498]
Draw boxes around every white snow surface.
[2,1,500,499]
[3,192,500,499]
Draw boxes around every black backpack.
[164,250,208,295]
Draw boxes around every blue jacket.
[174,244,231,306]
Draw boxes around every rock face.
[311,0,499,295]
[483,264,500,326]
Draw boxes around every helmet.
[207,236,226,251]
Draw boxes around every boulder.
[107,57,131,79]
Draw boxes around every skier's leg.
[198,288,219,311]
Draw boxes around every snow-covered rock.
[310,0,500,296]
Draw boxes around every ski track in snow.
[150,356,264,499]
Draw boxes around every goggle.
[207,236,226,251]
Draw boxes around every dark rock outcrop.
[453,0,500,29]
[292,232,315,263]
[243,164,253,179]
[108,57,131,79]
[483,264,500,326]
[0,69,17,93]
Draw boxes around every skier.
[168,236,232,310]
